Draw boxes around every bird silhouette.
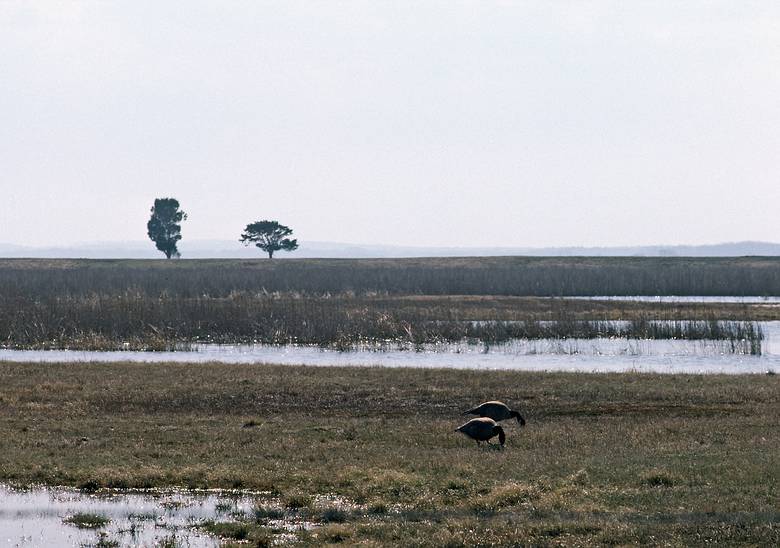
[464,400,526,426]
[456,417,506,447]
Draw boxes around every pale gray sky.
[1,1,779,248]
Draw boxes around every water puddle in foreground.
[0,323,777,375]
[0,485,313,547]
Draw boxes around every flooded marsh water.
[0,322,777,375]
[0,485,251,547]
[0,485,321,547]
[0,484,364,547]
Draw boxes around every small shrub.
[320,507,349,523]
[202,522,272,547]
[215,500,235,514]
[254,505,284,521]
[202,521,249,540]
[446,479,468,491]
[283,492,312,510]
[367,502,388,515]
[246,530,273,548]
[544,525,566,538]
[641,471,678,487]
[105,478,129,489]
[89,533,120,548]
[63,512,110,529]
[79,479,101,493]
[319,524,352,543]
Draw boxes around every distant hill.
[0,240,779,259]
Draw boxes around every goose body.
[464,400,526,426]
[456,417,506,447]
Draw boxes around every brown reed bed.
[0,291,765,352]
[0,258,775,351]
[1,256,779,297]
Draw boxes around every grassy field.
[1,361,778,545]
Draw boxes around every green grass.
[2,361,778,545]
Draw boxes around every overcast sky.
[1,1,778,248]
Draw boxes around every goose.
[464,401,526,426]
[456,417,506,447]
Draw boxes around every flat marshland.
[1,258,778,350]
[1,257,779,545]
[3,256,780,296]
[1,362,778,546]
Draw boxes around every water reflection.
[0,485,257,547]
[0,323,777,375]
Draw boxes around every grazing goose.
[464,401,526,426]
[456,417,506,447]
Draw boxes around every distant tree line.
[147,197,298,259]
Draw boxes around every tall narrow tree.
[240,220,299,258]
[147,198,187,258]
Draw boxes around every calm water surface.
[1,323,777,375]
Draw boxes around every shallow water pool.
[0,321,777,375]
[0,485,257,547]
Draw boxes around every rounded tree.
[147,198,187,259]
[240,220,299,258]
